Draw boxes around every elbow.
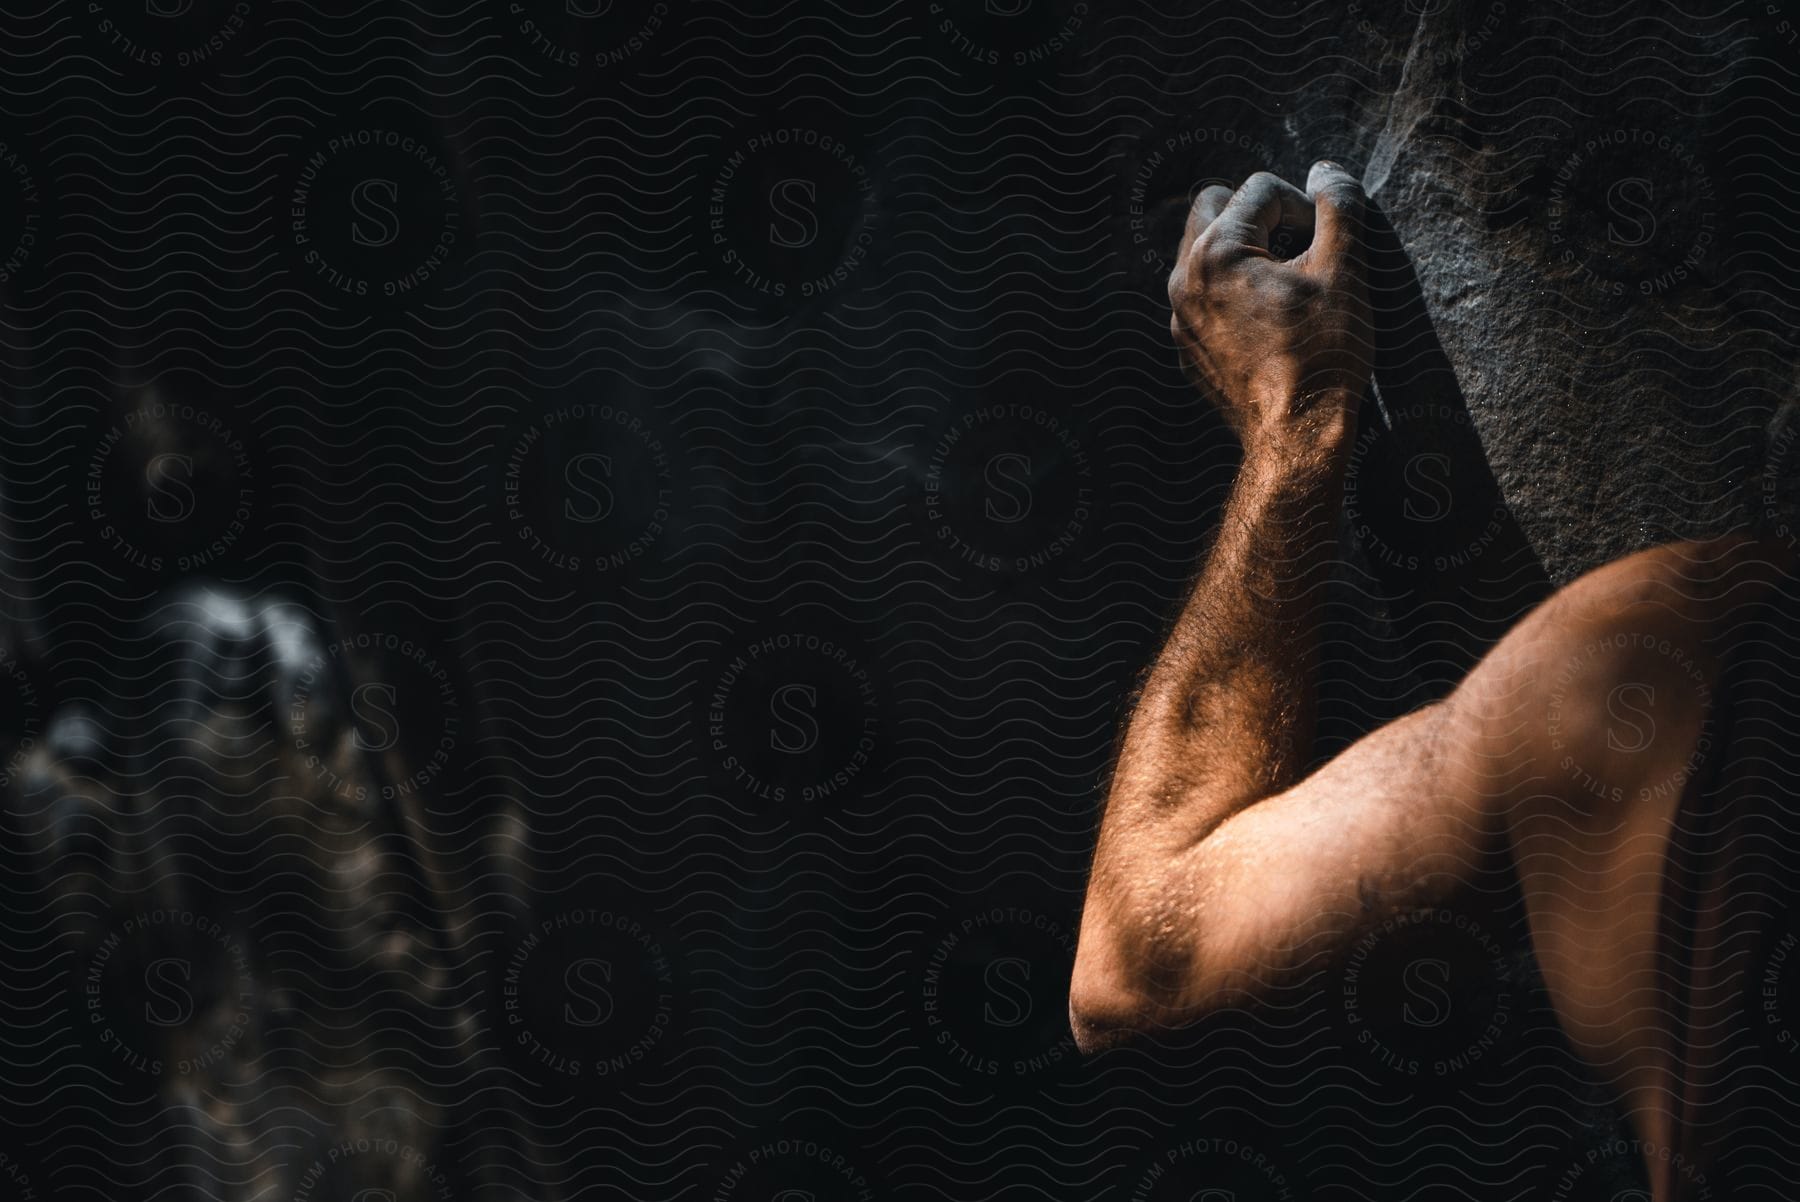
[1070,960,1233,1053]
[1068,976,1147,1053]
[1068,923,1182,1053]
[1070,895,1235,1052]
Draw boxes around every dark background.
[2,1,1798,1198]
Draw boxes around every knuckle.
[1194,227,1235,270]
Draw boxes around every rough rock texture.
[1360,3,1792,583]
[1141,1,1796,585]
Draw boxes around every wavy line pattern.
[0,0,1797,1199]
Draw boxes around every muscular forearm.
[1073,161,1371,1045]
[1108,407,1351,850]
[1074,406,1353,1041]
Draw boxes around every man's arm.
[1068,161,1752,1057]
[1071,162,1378,1047]
[1121,163,1370,840]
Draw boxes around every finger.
[1211,171,1315,252]
[1184,184,1235,247]
[1302,159,1368,271]
[1170,185,1235,305]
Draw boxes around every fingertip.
[1297,160,1370,271]
[1197,183,1234,213]
[1305,159,1363,204]
[1185,184,1235,244]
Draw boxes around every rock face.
[1,2,1796,1201]
[1355,3,1794,584]
[1135,2,1797,587]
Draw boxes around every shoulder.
[1445,537,1787,810]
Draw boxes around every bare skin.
[1071,162,1797,1202]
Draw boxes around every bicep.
[1132,702,1499,1020]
